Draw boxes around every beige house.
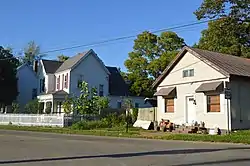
[153,46,250,131]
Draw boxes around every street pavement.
[0,130,250,166]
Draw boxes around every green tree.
[57,54,69,62]
[62,95,73,114]
[22,41,44,65]
[0,46,19,105]
[124,31,185,96]
[72,81,110,115]
[195,0,250,57]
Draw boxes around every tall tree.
[0,46,19,105]
[23,41,44,65]
[57,54,69,62]
[195,0,250,57]
[124,31,185,96]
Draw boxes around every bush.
[12,102,20,113]
[71,113,130,130]
[132,108,139,123]
[24,99,39,114]
[71,120,109,130]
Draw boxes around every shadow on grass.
[0,147,250,164]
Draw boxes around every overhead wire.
[0,18,218,61]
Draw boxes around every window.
[77,75,84,88]
[183,69,194,77]
[64,73,68,88]
[165,98,174,113]
[207,94,220,112]
[56,76,60,90]
[62,74,64,89]
[40,78,45,92]
[117,102,122,108]
[32,88,37,99]
[99,84,104,96]
[135,103,139,108]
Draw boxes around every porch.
[37,90,68,114]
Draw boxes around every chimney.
[33,60,38,73]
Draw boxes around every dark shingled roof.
[41,60,63,74]
[56,51,89,73]
[153,46,250,88]
[106,66,130,96]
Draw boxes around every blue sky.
[0,0,206,71]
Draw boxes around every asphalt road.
[0,130,250,166]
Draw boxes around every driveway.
[0,130,250,166]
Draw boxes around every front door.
[186,96,196,124]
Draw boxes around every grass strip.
[0,125,250,144]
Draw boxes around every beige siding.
[230,77,250,130]
[156,51,230,129]
[157,79,229,129]
[159,52,226,87]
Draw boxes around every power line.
[0,18,217,61]
[40,19,216,54]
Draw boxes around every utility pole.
[225,82,231,134]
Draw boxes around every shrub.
[71,113,130,130]
[24,99,39,114]
[12,102,20,113]
[71,120,109,130]
[132,108,139,123]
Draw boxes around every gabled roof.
[55,50,90,73]
[106,66,130,96]
[41,60,63,74]
[153,46,250,88]
[17,63,37,78]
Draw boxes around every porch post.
[51,100,54,114]
[44,101,47,113]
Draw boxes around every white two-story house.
[36,49,150,113]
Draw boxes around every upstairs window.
[77,75,84,88]
[183,69,194,78]
[99,84,104,96]
[64,73,68,89]
[62,74,64,89]
[57,76,60,90]
[40,78,45,92]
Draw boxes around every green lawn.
[0,125,250,144]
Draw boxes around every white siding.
[16,65,38,111]
[156,51,230,129]
[230,77,250,130]
[54,70,71,93]
[47,74,55,92]
[108,96,152,109]
[69,53,109,97]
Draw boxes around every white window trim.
[183,69,194,78]
[203,93,225,115]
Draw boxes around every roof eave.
[152,46,230,89]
